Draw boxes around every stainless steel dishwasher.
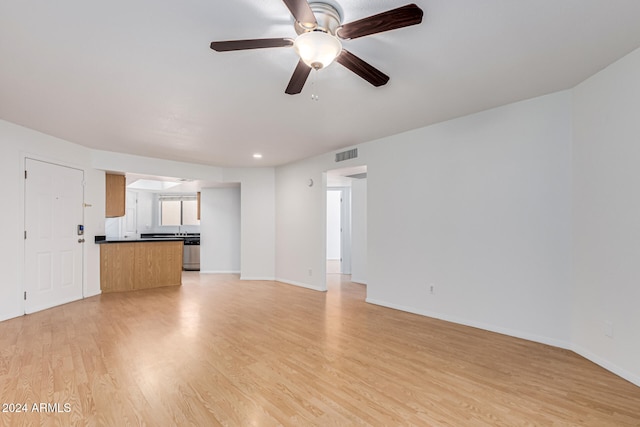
[183,236,200,271]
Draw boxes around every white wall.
[91,150,224,182]
[0,120,103,322]
[365,92,573,348]
[275,91,573,347]
[276,155,336,291]
[572,47,640,385]
[222,168,276,280]
[83,167,104,301]
[200,187,241,273]
[136,191,155,234]
[350,179,367,284]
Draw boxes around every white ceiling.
[2,1,640,168]
[125,173,238,193]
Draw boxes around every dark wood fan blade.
[282,0,317,28]
[210,38,294,52]
[336,4,423,40]
[285,60,312,95]
[336,50,389,87]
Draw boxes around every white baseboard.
[26,296,85,316]
[275,278,326,292]
[350,277,367,285]
[572,344,640,388]
[365,297,640,387]
[240,277,276,281]
[199,270,241,274]
[365,298,570,350]
[0,310,23,323]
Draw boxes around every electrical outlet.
[429,284,435,295]
[308,269,313,276]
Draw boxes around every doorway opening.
[326,187,350,275]
[325,165,367,289]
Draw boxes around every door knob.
[78,238,85,243]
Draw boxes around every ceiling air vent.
[335,148,358,162]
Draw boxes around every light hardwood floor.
[1,273,639,426]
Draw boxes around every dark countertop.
[141,233,199,239]
[95,236,184,244]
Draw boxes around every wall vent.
[335,148,358,162]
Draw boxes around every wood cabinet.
[100,243,135,292]
[100,241,183,293]
[105,173,126,217]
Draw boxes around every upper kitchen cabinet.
[105,173,126,217]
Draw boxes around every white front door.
[24,159,84,314]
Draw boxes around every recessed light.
[253,153,263,159]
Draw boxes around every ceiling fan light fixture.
[294,31,342,69]
[210,2,424,94]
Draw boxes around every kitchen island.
[96,238,183,293]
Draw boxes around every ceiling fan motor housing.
[295,2,343,36]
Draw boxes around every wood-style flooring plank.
[0,272,639,426]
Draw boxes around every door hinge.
[24,170,27,179]
[24,291,27,300]
[24,230,27,239]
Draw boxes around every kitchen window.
[160,195,199,226]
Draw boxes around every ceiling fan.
[210,0,424,95]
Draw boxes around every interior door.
[123,190,138,238]
[340,187,352,275]
[24,159,84,314]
